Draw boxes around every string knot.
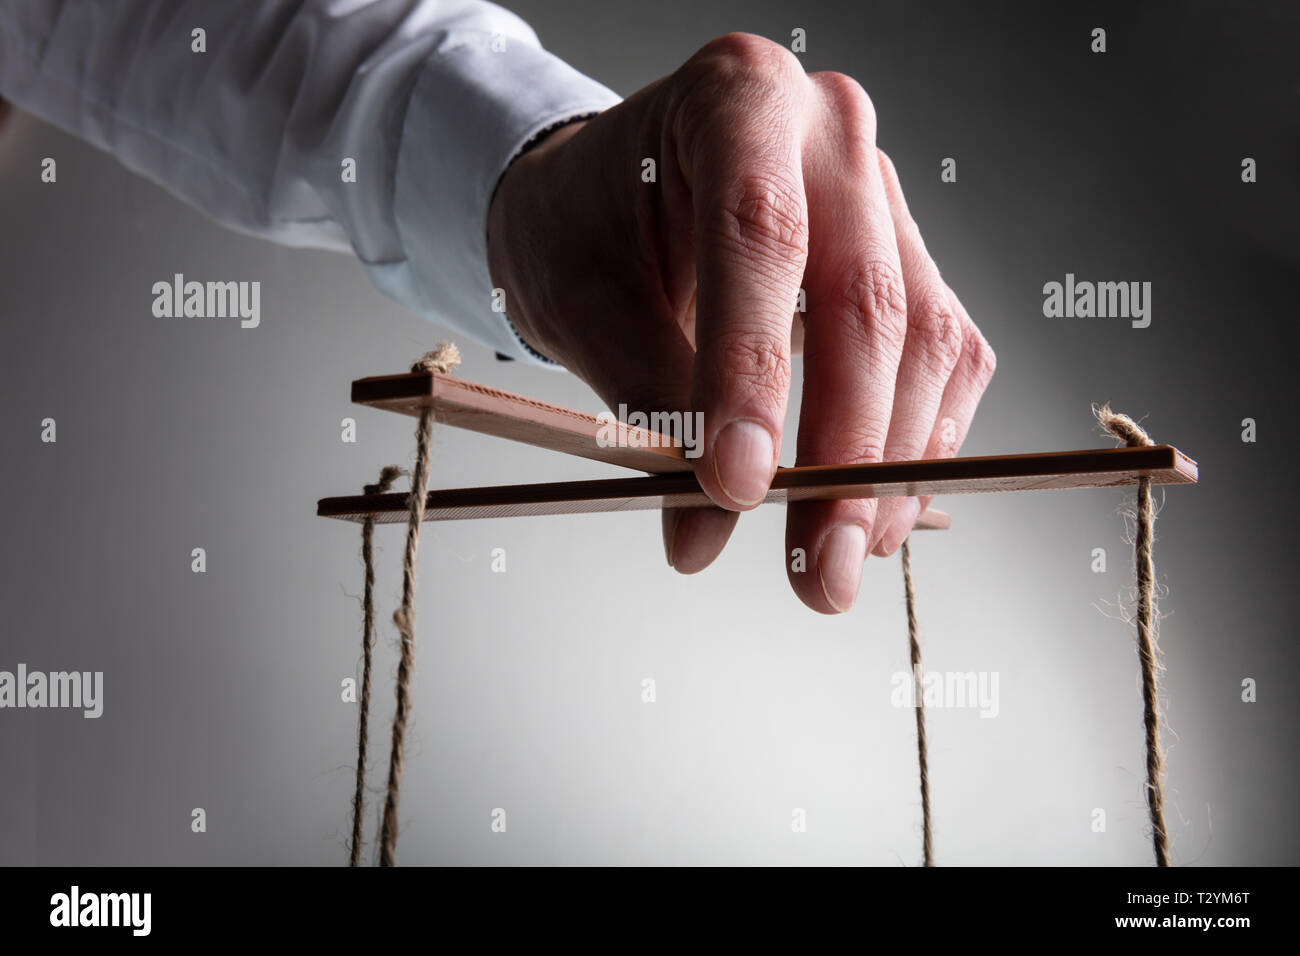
[363,465,404,497]
[1095,404,1154,448]
[411,342,461,375]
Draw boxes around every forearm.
[0,0,621,360]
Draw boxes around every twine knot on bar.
[412,342,461,374]
[1095,405,1154,449]
[363,465,404,497]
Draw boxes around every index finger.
[677,35,810,510]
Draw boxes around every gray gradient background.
[1,0,1296,865]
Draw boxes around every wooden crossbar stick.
[318,445,1197,524]
[349,368,952,527]
[352,369,693,473]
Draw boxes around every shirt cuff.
[389,28,621,366]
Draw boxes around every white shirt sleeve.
[0,0,622,364]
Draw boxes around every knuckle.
[909,289,964,371]
[716,172,809,266]
[841,258,908,344]
[679,34,806,113]
[711,331,792,406]
[697,32,805,84]
[966,325,998,384]
[811,71,877,133]
[877,147,908,208]
[896,213,925,255]
[810,73,877,177]
[876,147,898,184]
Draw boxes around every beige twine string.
[1095,404,1169,867]
[349,464,403,867]
[376,343,460,867]
[900,539,933,866]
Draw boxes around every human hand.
[487,33,996,613]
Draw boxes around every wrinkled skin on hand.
[488,33,996,614]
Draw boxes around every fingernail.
[880,497,922,556]
[819,524,867,613]
[713,419,774,507]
